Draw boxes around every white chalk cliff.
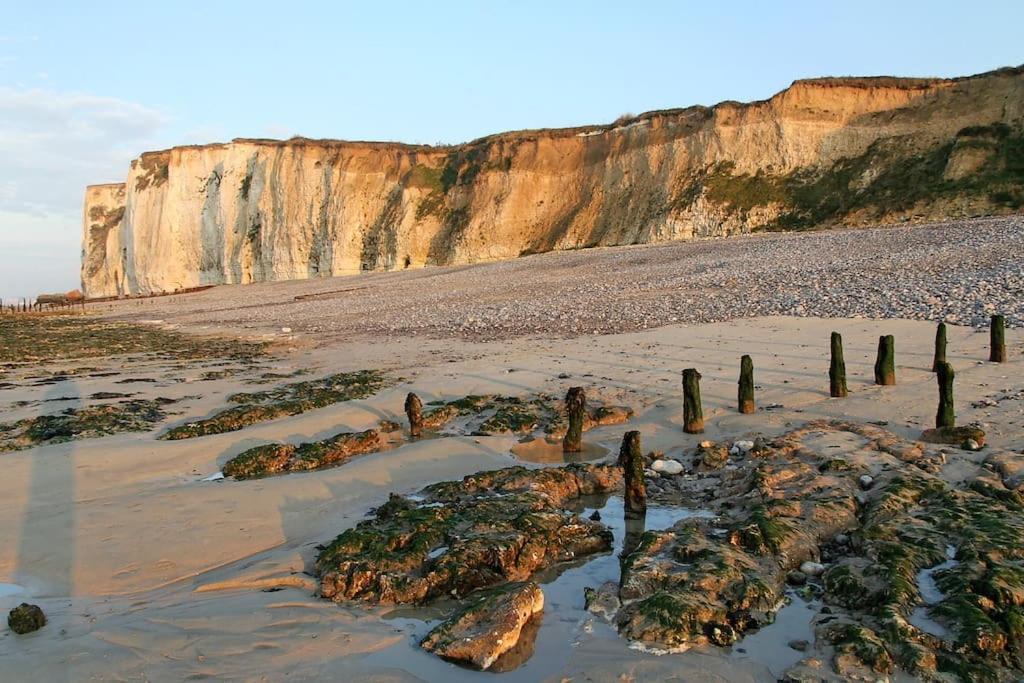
[82,66,1024,297]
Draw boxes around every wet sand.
[0,315,1020,681]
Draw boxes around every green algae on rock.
[7,603,46,635]
[222,429,382,480]
[614,424,861,650]
[920,424,987,449]
[161,369,390,440]
[0,315,264,364]
[0,398,181,452]
[316,463,621,605]
[418,392,632,438]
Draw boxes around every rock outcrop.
[420,582,544,670]
[82,66,1024,297]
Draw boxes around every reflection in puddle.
[510,438,610,464]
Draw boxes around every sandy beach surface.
[2,225,1022,681]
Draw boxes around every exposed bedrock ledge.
[82,66,1024,297]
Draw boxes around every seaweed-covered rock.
[612,421,864,651]
[617,522,779,648]
[822,463,1024,679]
[316,463,621,604]
[222,430,381,479]
[0,398,180,452]
[421,582,544,670]
[417,393,632,438]
[920,424,987,448]
[162,369,389,439]
[827,623,895,677]
[7,603,45,634]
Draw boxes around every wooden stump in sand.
[405,392,423,438]
[874,335,895,386]
[682,369,704,434]
[990,314,1006,363]
[619,430,646,516]
[562,387,586,453]
[932,322,947,373]
[737,355,755,414]
[829,332,848,398]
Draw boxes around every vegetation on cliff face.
[701,123,1024,229]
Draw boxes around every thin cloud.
[0,87,169,297]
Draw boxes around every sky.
[1,0,1022,301]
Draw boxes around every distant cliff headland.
[82,65,1024,297]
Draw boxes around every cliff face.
[82,66,1024,297]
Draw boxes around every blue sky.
[1,0,1022,299]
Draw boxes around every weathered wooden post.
[932,323,947,373]
[562,387,586,453]
[405,392,423,438]
[619,430,646,515]
[874,335,895,386]
[990,315,1006,363]
[737,355,755,414]
[935,361,955,429]
[682,368,704,434]
[829,332,848,398]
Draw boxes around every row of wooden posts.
[684,314,1007,433]
[0,298,87,314]
[400,315,1009,516]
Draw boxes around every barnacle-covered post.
[932,322,947,373]
[619,430,646,516]
[563,387,586,453]
[935,361,955,429]
[682,368,704,434]
[738,355,755,414]
[829,332,848,398]
[874,335,895,386]
[405,392,423,438]
[990,314,1006,363]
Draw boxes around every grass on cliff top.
[0,315,265,365]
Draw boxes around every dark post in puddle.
[935,361,955,429]
[405,392,423,438]
[682,368,704,434]
[874,335,896,386]
[738,355,755,414]
[990,314,1006,363]
[830,332,848,398]
[932,322,947,372]
[619,430,646,516]
[563,387,586,453]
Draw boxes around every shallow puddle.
[509,438,610,464]
[729,590,820,677]
[0,583,26,598]
[908,545,957,638]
